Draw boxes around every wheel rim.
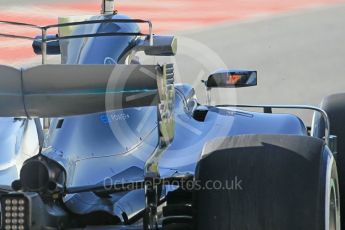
[329,183,337,230]
[327,170,341,230]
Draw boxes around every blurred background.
[0,0,344,123]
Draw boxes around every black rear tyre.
[194,135,340,230]
[314,93,345,229]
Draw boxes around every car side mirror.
[135,35,177,56]
[205,69,257,88]
[32,35,61,55]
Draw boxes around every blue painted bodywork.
[42,13,307,219]
[0,13,308,222]
[61,14,139,64]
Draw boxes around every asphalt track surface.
[174,4,345,123]
[0,0,343,62]
[0,0,344,123]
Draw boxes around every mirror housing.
[32,35,61,55]
[136,35,177,56]
[205,69,257,88]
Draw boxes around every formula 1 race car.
[0,0,344,229]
